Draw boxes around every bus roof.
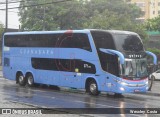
[4,29,138,36]
[90,29,138,35]
[4,29,90,36]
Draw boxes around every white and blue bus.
[2,29,157,95]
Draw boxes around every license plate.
[134,89,140,92]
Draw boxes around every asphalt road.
[0,72,160,117]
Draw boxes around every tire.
[26,73,34,87]
[88,80,100,96]
[17,73,26,86]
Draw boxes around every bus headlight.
[121,82,128,86]
[114,78,128,86]
[145,81,148,85]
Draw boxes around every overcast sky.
[0,0,20,29]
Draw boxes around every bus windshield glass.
[113,34,144,52]
[120,58,148,79]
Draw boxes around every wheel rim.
[90,83,97,93]
[28,76,33,85]
[19,76,24,83]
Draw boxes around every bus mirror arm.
[146,51,157,65]
[99,48,125,64]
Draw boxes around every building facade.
[128,0,160,20]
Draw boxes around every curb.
[136,91,160,97]
[146,91,160,96]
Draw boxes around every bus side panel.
[11,56,60,86]
[32,69,60,86]
[3,55,14,80]
[11,56,30,80]
[98,73,118,92]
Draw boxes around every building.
[127,0,160,20]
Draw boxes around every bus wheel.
[26,73,34,87]
[88,80,100,96]
[17,73,26,86]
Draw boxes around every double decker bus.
[2,29,157,95]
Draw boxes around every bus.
[2,29,157,96]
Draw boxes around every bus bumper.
[113,79,148,94]
[115,85,148,94]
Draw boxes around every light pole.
[5,0,8,31]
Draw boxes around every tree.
[19,0,87,30]
[84,0,143,21]
[19,0,57,30]
[0,22,4,39]
[145,16,160,31]
[83,0,148,40]
[0,22,4,51]
[18,0,147,41]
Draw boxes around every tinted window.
[113,34,144,52]
[91,31,115,49]
[91,31,118,76]
[56,33,91,51]
[4,33,91,51]
[31,58,96,74]
[4,57,10,67]
[4,34,59,47]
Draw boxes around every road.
[0,72,160,117]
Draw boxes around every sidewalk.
[147,81,160,96]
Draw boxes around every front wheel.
[88,80,100,96]
[26,73,34,87]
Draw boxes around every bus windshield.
[113,34,144,52]
[120,58,148,79]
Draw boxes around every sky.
[0,0,20,29]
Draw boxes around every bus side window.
[5,35,17,47]
[91,31,118,76]
[4,58,10,66]
[58,33,91,52]
[74,34,92,52]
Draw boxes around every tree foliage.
[19,0,87,30]
[147,48,160,55]
[0,22,4,38]
[18,0,147,40]
[144,16,160,31]
[83,0,147,40]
